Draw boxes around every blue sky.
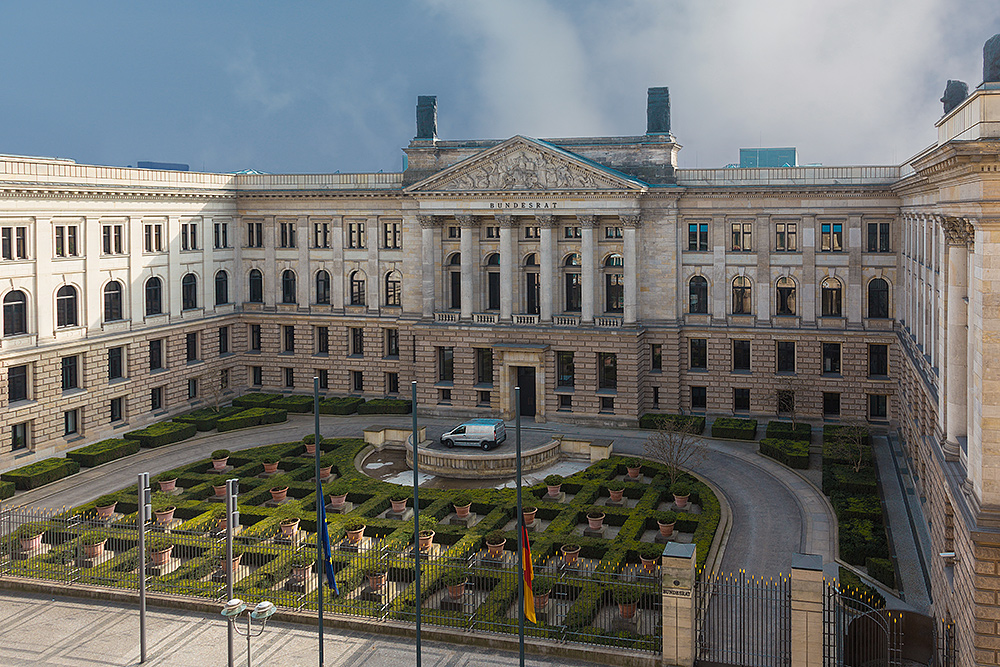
[1,1,997,173]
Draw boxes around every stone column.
[330,216,344,313]
[944,217,970,459]
[366,216,379,314]
[580,215,597,323]
[458,215,477,320]
[498,215,516,322]
[661,543,696,667]
[790,553,824,667]
[419,216,438,319]
[538,215,556,322]
[621,214,641,325]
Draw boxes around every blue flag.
[319,501,339,595]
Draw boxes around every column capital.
[577,214,598,228]
[456,214,479,228]
[417,215,441,229]
[536,214,558,228]
[496,214,518,229]
[943,216,975,247]
[619,214,642,229]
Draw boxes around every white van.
[440,419,507,451]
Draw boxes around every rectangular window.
[652,386,660,408]
[776,341,796,373]
[439,388,452,403]
[150,387,163,411]
[149,339,163,371]
[734,387,751,411]
[64,409,79,436]
[316,326,329,355]
[565,273,581,311]
[188,378,198,399]
[823,392,841,417]
[598,352,617,390]
[524,226,540,239]
[317,368,329,390]
[144,223,164,252]
[605,226,622,239]
[731,222,752,251]
[218,326,230,355]
[733,340,751,371]
[439,347,454,382]
[690,339,707,370]
[352,370,363,392]
[476,348,494,385]
[350,327,364,356]
[821,222,844,252]
[214,221,229,249]
[284,368,295,388]
[313,221,330,248]
[478,390,491,406]
[110,397,123,423]
[102,224,124,254]
[386,372,399,394]
[869,394,888,420]
[279,221,296,248]
[777,390,795,414]
[249,324,262,352]
[867,222,891,253]
[54,225,79,257]
[61,356,78,391]
[775,222,797,251]
[691,386,707,410]
[8,364,28,403]
[186,332,199,362]
[180,222,197,251]
[384,328,399,357]
[251,366,263,386]
[564,226,581,239]
[559,394,573,411]
[383,221,401,249]
[651,344,662,371]
[600,396,615,412]
[219,369,229,390]
[822,343,841,375]
[347,221,366,248]
[283,325,295,353]
[869,344,889,377]
[108,346,124,380]
[688,222,709,251]
[0,227,24,259]
[246,221,263,248]
[485,226,500,239]
[447,226,461,239]
[557,351,575,387]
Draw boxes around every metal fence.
[823,579,902,667]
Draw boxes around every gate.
[823,579,902,667]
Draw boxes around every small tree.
[643,417,707,488]
[827,421,870,473]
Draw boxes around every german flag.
[522,524,535,624]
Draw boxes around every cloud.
[226,48,294,115]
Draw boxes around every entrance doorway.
[515,366,536,417]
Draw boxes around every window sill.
[434,381,454,388]
[821,373,843,379]
[688,367,708,373]
[596,388,617,395]
[313,352,329,358]
[108,377,129,386]
[150,367,168,375]
[775,371,797,377]
[62,388,86,397]
[219,352,235,359]
[7,399,36,410]
[383,355,400,361]
[731,369,752,375]
[868,375,892,382]
[473,383,494,391]
[554,386,575,394]
[186,359,203,366]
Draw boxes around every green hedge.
[830,493,883,523]
[319,397,365,415]
[1,457,81,490]
[173,406,244,431]
[711,417,757,440]
[216,408,289,432]
[758,438,810,469]
[66,438,140,467]
[125,421,197,448]
[357,399,411,415]
[0,480,14,500]
[764,421,812,443]
[865,557,895,589]
[232,393,282,409]
[638,414,706,434]
[271,395,314,413]
[822,464,878,496]
[839,518,888,565]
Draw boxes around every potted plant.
[213,483,228,498]
[211,449,231,470]
[444,568,469,600]
[93,494,118,519]
[657,511,678,538]
[221,545,245,571]
[389,491,409,514]
[147,535,173,566]
[365,565,387,591]
[452,492,473,518]
[586,510,606,530]
[532,577,553,610]
[561,540,581,566]
[418,529,435,550]
[155,475,178,493]
[17,523,46,552]
[544,474,564,498]
[303,440,317,456]
[522,506,538,527]
[344,519,366,545]
[639,543,662,574]
[671,482,692,509]
[82,530,109,559]
[289,551,314,582]
[607,479,626,503]
[485,530,506,558]
[152,499,176,525]
[270,486,289,503]
[280,516,300,537]
[261,455,280,475]
[328,480,350,509]
[212,506,228,531]
[614,585,640,619]
[625,458,643,480]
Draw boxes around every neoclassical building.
[1,54,1000,661]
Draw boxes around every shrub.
[216,408,288,432]
[866,557,895,589]
[544,474,564,486]
[838,566,886,608]
[823,464,878,496]
[83,530,109,546]
[638,414,706,434]
[659,510,677,524]
[839,518,889,565]
[302,434,326,445]
[532,577,553,596]
[759,438,810,469]
[94,494,119,508]
[831,494,883,523]
[613,585,640,605]
[419,529,434,537]
[670,483,691,497]
[824,424,871,447]
[17,522,46,539]
[1,457,81,490]
[147,535,172,552]
[173,406,243,431]
[444,569,469,586]
[344,519,366,532]
[625,458,643,469]
[711,417,758,440]
[639,543,663,560]
[607,480,626,492]
[357,399,412,415]
[765,421,812,443]
[0,480,16,501]
[390,491,410,502]
[211,449,231,460]
[125,422,197,448]
[271,395,314,413]
[318,396,365,415]
[452,492,473,507]
[66,439,140,467]
[486,530,506,545]
[261,454,280,465]
[232,393,282,409]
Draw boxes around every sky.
[0,1,996,174]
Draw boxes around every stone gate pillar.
[790,553,824,667]
[661,543,696,667]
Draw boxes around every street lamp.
[221,599,277,667]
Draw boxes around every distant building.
[739,147,797,168]
[136,161,189,171]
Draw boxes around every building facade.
[1,69,1000,661]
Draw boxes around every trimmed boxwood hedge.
[357,399,411,415]
[839,518,888,565]
[758,438,809,469]
[173,406,244,431]
[638,413,706,434]
[126,421,197,448]
[1,457,80,490]
[271,395,314,413]
[319,396,365,415]
[865,557,895,589]
[216,407,288,432]
[233,393,282,409]
[822,464,877,496]
[764,421,812,443]
[67,438,140,467]
[0,480,15,500]
[711,417,757,440]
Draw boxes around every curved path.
[2,414,836,577]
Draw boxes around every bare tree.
[643,417,707,488]
[825,420,870,473]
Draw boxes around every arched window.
[689,276,708,314]
[604,254,624,268]
[485,253,500,310]
[604,254,624,313]
[486,253,500,266]
[524,253,538,266]
[868,278,889,319]
[385,271,402,307]
[145,277,162,316]
[181,274,198,310]
[448,253,461,310]
[103,281,123,322]
[732,276,752,315]
[3,290,27,336]
[56,285,78,328]
[281,270,297,304]
[564,253,581,312]
[564,253,581,267]
[349,270,366,306]
[523,254,540,314]
[315,270,330,305]
[214,271,229,306]
[248,269,263,303]
[776,277,796,316]
[821,277,842,317]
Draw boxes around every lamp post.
[221,599,276,667]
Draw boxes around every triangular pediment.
[405,136,646,193]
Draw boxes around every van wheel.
[482,441,493,451]
[443,439,454,448]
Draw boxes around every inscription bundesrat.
[487,202,558,209]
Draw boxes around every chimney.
[416,96,437,140]
[646,87,670,135]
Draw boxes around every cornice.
[678,186,898,199]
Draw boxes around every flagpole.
[314,377,323,667]
[515,385,524,667]
[412,380,421,667]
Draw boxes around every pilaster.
[580,215,597,324]
[621,214,640,325]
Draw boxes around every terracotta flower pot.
[227,553,243,571]
[304,443,316,456]
[626,466,642,479]
[587,512,605,530]
[618,602,638,620]
[158,479,177,493]
[330,493,348,509]
[390,498,407,513]
[546,485,562,498]
[319,465,333,479]
[270,487,289,502]
[447,581,467,600]
[291,564,312,583]
[454,503,472,518]
[262,461,279,474]
[418,531,435,550]
[346,526,365,545]
[657,521,676,538]
[609,489,625,502]
[216,516,228,531]
[673,494,690,509]
[154,507,176,525]
[150,545,173,566]
[280,518,300,537]
[95,502,117,519]
[368,572,386,590]
[212,457,229,471]
[19,533,43,552]
[533,591,550,610]
[213,484,227,498]
[640,556,658,574]
[561,545,580,566]
[84,540,106,559]
[523,508,537,526]
[486,538,506,558]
